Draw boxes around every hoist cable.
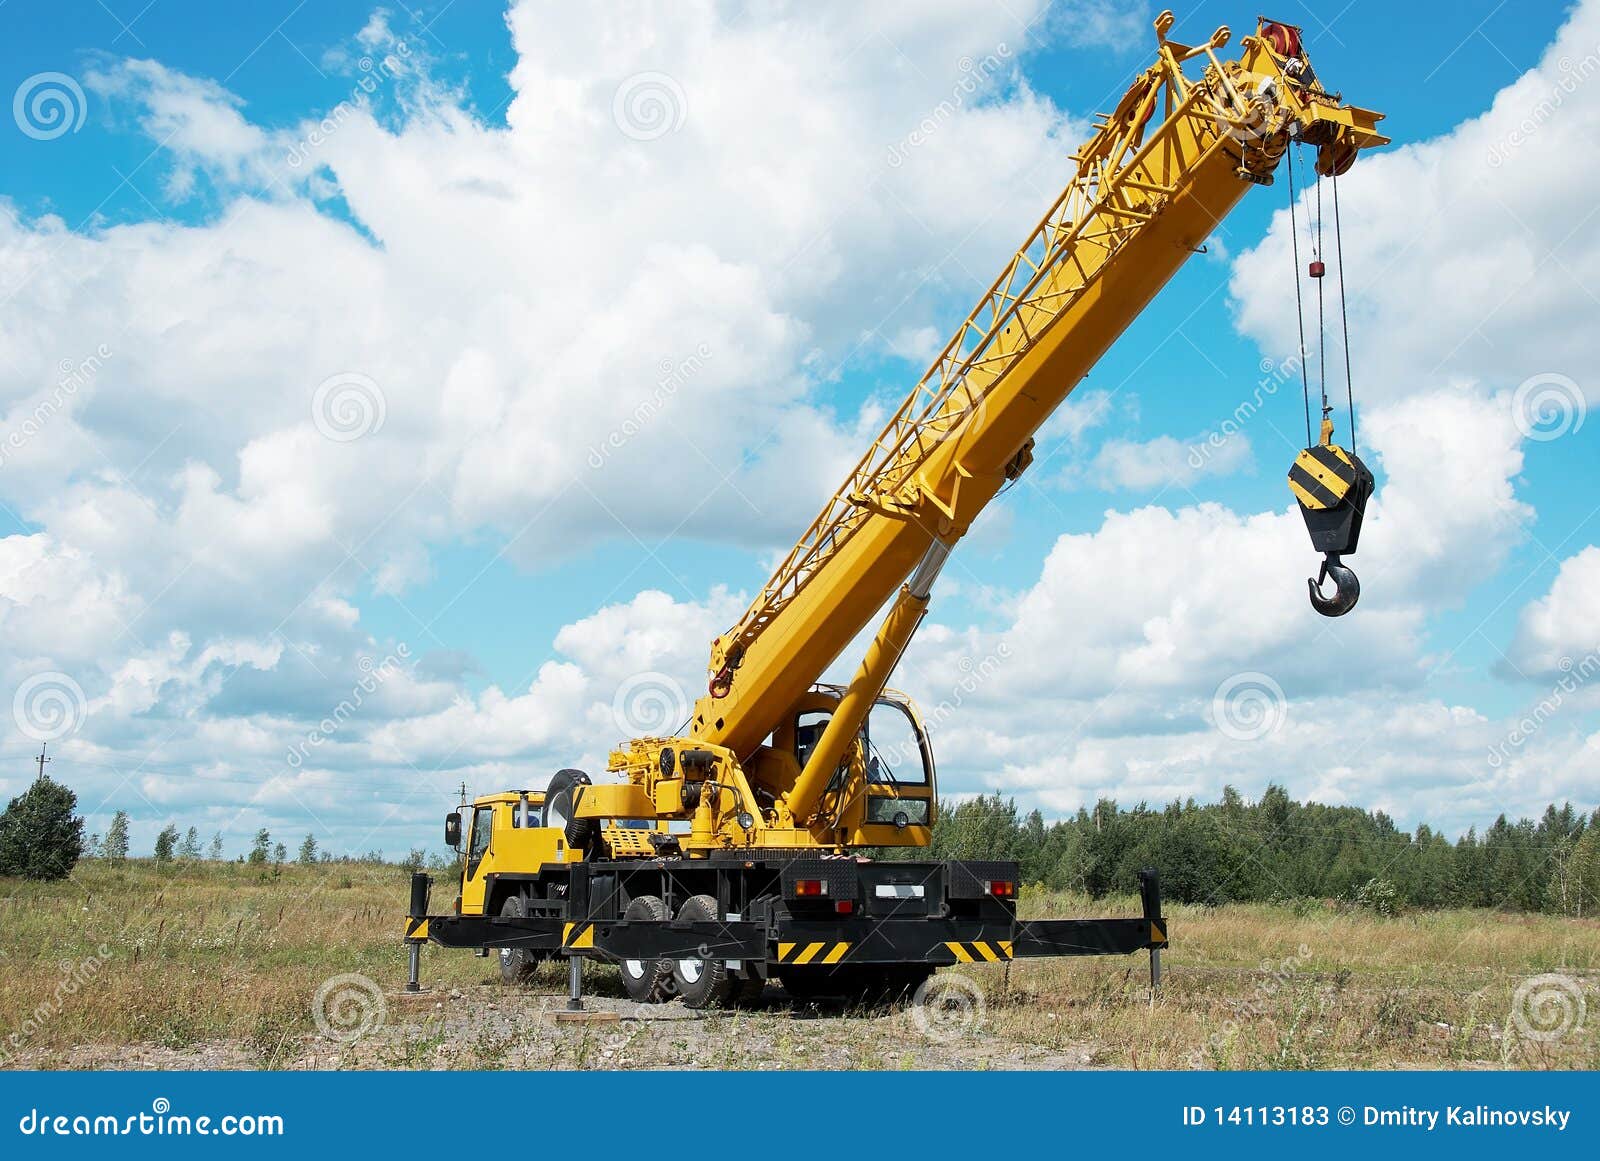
[1332,171,1357,452]
[1286,149,1313,447]
[1315,171,1328,424]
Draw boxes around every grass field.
[1,860,1596,1070]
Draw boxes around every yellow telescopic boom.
[691,12,1386,803]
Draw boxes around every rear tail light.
[794,879,828,897]
[986,880,1015,898]
[834,900,854,914]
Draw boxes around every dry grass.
[1,862,1596,1070]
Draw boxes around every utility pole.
[34,742,49,782]
[458,781,468,808]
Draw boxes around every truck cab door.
[460,804,495,915]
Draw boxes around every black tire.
[497,894,539,984]
[670,895,735,1009]
[543,768,596,850]
[618,895,674,1004]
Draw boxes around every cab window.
[466,805,494,876]
[865,700,930,786]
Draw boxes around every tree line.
[889,786,1600,916]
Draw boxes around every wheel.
[497,894,539,984]
[669,894,735,1009]
[543,768,595,850]
[618,895,674,1004]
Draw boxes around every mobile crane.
[403,12,1386,1009]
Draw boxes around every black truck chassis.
[404,856,1167,1002]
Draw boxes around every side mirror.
[444,811,462,849]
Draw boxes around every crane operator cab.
[769,686,937,848]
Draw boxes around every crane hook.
[1307,552,1360,617]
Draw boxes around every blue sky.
[0,0,1596,857]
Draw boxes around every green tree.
[0,776,84,881]
[298,833,319,864]
[272,841,287,864]
[208,831,224,860]
[153,823,180,862]
[248,828,271,865]
[103,810,130,863]
[178,826,202,860]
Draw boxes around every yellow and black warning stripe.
[1150,921,1168,947]
[1287,442,1357,511]
[776,940,852,965]
[562,921,595,950]
[404,917,430,942]
[943,940,1013,963]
